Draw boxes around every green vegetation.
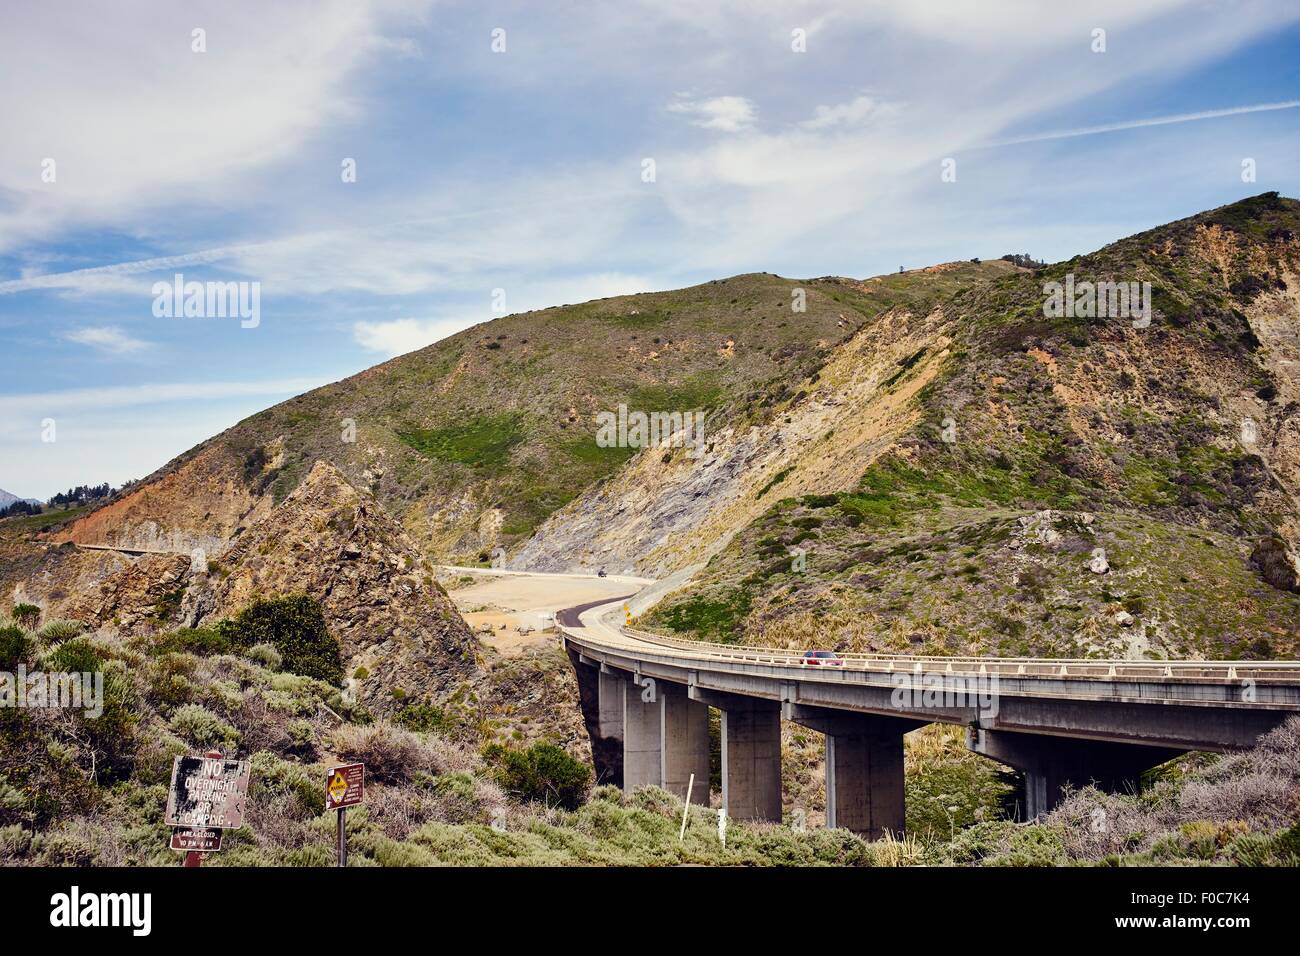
[650,587,752,642]
[482,742,592,810]
[10,603,39,629]
[398,414,526,472]
[216,595,342,684]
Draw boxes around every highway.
[557,586,1300,834]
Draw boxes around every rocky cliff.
[55,462,479,715]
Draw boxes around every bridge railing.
[567,620,1300,684]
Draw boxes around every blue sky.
[1,0,1299,499]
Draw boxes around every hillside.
[44,263,1015,564]
[644,193,1300,658]
[2,193,1300,869]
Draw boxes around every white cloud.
[63,325,150,355]
[0,0,434,253]
[801,94,887,130]
[668,95,757,132]
[353,317,469,357]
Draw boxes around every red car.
[801,650,844,666]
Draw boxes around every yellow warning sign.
[328,774,347,801]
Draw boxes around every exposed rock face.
[52,442,269,556]
[58,462,480,716]
[513,306,956,575]
[60,552,191,632]
[1252,536,1300,593]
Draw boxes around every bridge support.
[598,670,624,742]
[623,674,663,791]
[659,681,711,801]
[688,687,783,822]
[716,697,782,823]
[969,728,1183,820]
[785,704,924,839]
[566,652,624,786]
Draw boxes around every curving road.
[556,582,1300,832]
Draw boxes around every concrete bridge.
[561,596,1300,838]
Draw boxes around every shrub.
[146,654,197,709]
[332,722,428,784]
[11,604,40,629]
[153,627,231,657]
[483,742,591,810]
[217,596,342,684]
[35,619,84,643]
[169,704,240,750]
[23,639,140,784]
[249,751,324,817]
[246,642,282,670]
[0,625,32,670]
[285,720,316,759]
[395,703,454,735]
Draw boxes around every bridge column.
[785,705,924,839]
[720,698,782,822]
[659,681,711,801]
[968,728,1183,820]
[566,652,624,786]
[623,674,663,791]
[598,669,624,740]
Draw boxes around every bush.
[395,703,454,735]
[169,704,240,750]
[246,642,282,671]
[285,720,316,759]
[0,625,31,670]
[249,751,324,817]
[153,627,231,657]
[35,619,84,644]
[217,596,342,684]
[332,722,429,784]
[483,742,591,810]
[11,604,40,629]
[41,637,103,674]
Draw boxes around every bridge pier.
[969,727,1183,820]
[566,652,624,786]
[785,704,923,839]
[659,681,711,801]
[623,674,663,790]
[685,692,781,822]
[598,669,624,743]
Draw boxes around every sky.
[1,0,1299,500]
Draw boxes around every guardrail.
[563,619,1300,684]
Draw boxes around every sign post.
[325,763,364,867]
[166,749,250,867]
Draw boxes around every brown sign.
[165,755,251,829]
[326,763,364,810]
[170,827,223,852]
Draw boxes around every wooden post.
[337,806,347,867]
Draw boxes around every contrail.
[0,245,252,295]
[978,99,1300,149]
[0,187,640,295]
